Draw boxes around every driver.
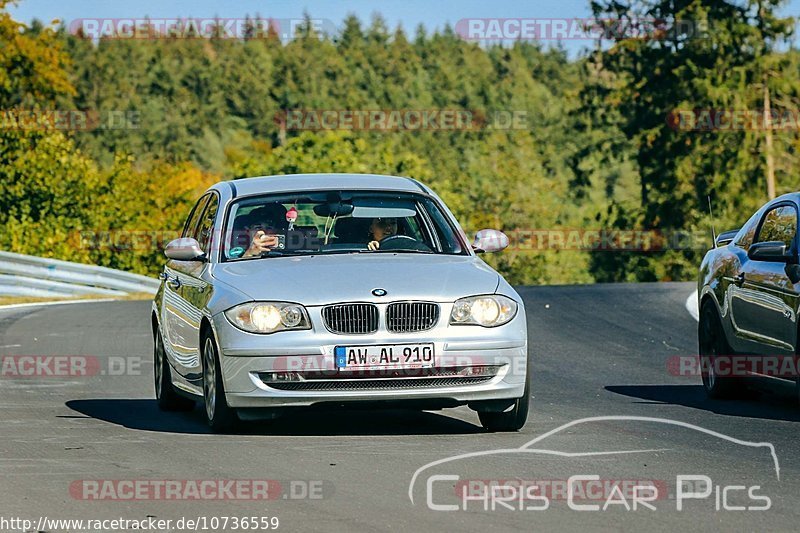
[367,217,398,251]
[243,203,288,257]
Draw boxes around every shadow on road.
[606,384,800,422]
[65,399,484,436]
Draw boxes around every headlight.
[450,295,517,327]
[224,302,311,334]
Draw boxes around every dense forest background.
[1,0,799,284]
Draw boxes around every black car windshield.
[223,191,466,260]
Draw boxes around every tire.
[154,328,195,411]
[795,356,800,407]
[478,373,530,432]
[796,376,800,407]
[698,300,741,399]
[202,331,238,432]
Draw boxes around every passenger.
[367,217,398,251]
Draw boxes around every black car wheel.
[154,328,195,411]
[795,356,800,406]
[477,373,530,432]
[202,331,238,432]
[699,300,741,399]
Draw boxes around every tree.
[585,0,797,281]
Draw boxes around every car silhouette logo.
[372,288,387,296]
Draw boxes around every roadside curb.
[0,298,118,312]
[685,289,699,322]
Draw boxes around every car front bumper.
[211,304,528,409]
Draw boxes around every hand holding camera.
[244,230,285,257]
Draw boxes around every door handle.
[167,276,182,290]
[733,272,745,287]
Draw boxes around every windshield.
[223,191,466,260]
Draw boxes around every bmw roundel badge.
[372,288,387,297]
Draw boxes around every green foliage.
[585,0,799,281]
[0,3,97,262]
[2,2,799,284]
[0,128,100,261]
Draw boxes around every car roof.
[212,173,431,198]
[772,192,800,204]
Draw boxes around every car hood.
[210,253,500,306]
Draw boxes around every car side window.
[182,194,210,239]
[733,210,761,250]
[424,199,464,254]
[756,205,797,248]
[196,194,219,253]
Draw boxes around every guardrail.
[0,251,160,298]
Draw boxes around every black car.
[698,193,800,403]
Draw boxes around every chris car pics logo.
[409,416,778,512]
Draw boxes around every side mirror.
[472,229,509,254]
[748,241,793,263]
[165,238,205,261]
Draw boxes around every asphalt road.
[1,282,799,532]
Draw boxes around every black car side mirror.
[748,241,794,263]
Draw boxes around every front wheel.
[202,332,238,432]
[154,328,195,411]
[699,301,741,399]
[478,376,530,432]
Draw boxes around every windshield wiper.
[228,250,313,261]
[229,248,436,261]
[260,250,325,258]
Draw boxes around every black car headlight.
[224,302,311,334]
[450,295,517,327]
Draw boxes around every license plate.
[334,344,434,370]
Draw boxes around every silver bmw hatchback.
[151,174,529,432]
